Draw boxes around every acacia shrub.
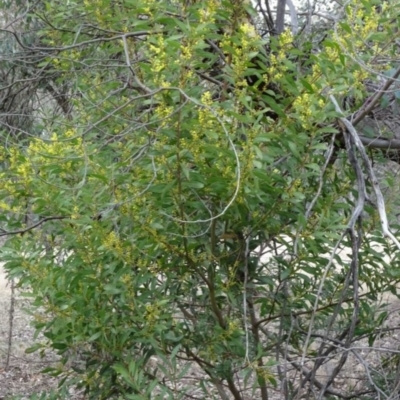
[2,0,400,399]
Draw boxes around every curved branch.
[330,94,400,251]
[0,28,150,53]
[0,216,66,237]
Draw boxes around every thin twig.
[352,63,400,126]
[0,216,66,237]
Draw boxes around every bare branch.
[353,63,400,126]
[359,135,400,150]
[0,216,66,237]
[298,11,338,21]
[275,0,287,35]
[0,28,151,53]
[330,94,400,251]
[286,0,299,34]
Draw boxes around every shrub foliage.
[2,0,400,398]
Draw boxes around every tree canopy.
[2,0,400,399]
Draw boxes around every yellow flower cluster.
[221,22,261,85]
[215,157,235,179]
[0,128,87,215]
[201,91,212,106]
[0,201,11,211]
[27,129,84,179]
[177,39,197,81]
[180,44,192,61]
[199,0,218,23]
[352,68,369,90]
[83,0,124,29]
[120,272,132,286]
[180,132,200,162]
[71,205,80,220]
[280,29,293,46]
[143,301,163,334]
[103,231,124,256]
[354,7,378,41]
[148,35,170,85]
[239,127,258,181]
[198,316,241,362]
[198,91,215,129]
[155,103,174,127]
[0,147,30,195]
[293,93,313,128]
[337,1,379,52]
[265,29,293,82]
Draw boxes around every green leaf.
[381,94,390,109]
[184,181,204,189]
[339,22,352,34]
[25,343,44,354]
[300,78,315,93]
[88,331,102,342]
[260,95,285,117]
